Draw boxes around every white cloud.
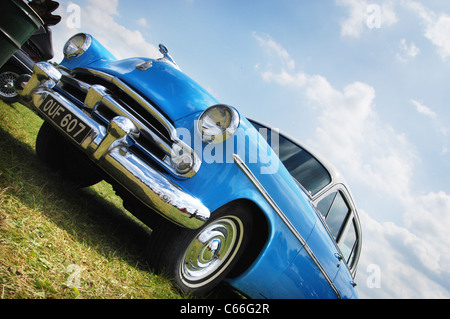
[306,79,417,204]
[260,69,307,87]
[425,14,450,61]
[410,99,449,136]
[252,32,296,71]
[336,0,397,38]
[338,1,450,61]
[90,0,119,16]
[358,209,450,298]
[51,0,160,62]
[137,18,148,27]
[83,0,159,59]
[405,191,450,245]
[410,99,437,118]
[404,1,450,61]
[255,33,450,298]
[255,34,416,202]
[397,39,421,62]
[337,0,370,38]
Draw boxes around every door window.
[317,191,359,266]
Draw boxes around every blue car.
[15,33,362,299]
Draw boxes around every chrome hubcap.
[0,72,18,98]
[181,216,243,288]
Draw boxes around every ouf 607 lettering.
[40,97,91,144]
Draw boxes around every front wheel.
[146,202,253,296]
[36,121,103,188]
[0,65,22,103]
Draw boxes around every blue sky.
[51,0,450,298]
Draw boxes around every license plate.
[39,96,92,144]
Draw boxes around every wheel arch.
[225,198,271,279]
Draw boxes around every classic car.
[14,33,362,299]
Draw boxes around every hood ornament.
[136,44,181,71]
[157,44,181,71]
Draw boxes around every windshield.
[251,121,331,196]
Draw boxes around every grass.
[0,101,184,299]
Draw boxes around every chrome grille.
[55,66,200,178]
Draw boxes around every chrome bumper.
[17,62,209,229]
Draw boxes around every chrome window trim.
[248,119,335,199]
[233,154,341,299]
[313,185,362,278]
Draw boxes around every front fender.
[60,35,116,69]
[173,116,316,231]
[169,115,334,297]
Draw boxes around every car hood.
[86,58,219,122]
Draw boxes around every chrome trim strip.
[232,154,341,299]
[58,66,201,178]
[75,67,174,136]
[10,52,33,74]
[85,84,174,157]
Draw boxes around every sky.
[49,0,450,299]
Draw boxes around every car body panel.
[62,53,219,123]
[36,34,362,299]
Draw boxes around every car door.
[332,217,359,298]
[311,186,360,297]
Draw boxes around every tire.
[146,202,253,296]
[36,121,103,188]
[0,65,22,103]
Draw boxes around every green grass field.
[0,101,183,299]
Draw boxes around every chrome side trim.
[232,154,341,299]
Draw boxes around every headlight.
[63,33,92,59]
[198,104,240,144]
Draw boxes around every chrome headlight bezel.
[63,33,93,59]
[170,143,197,175]
[197,104,240,144]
